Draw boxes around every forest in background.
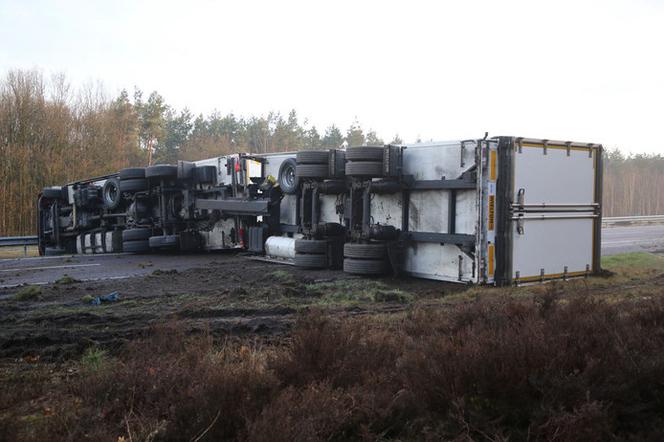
[1,69,662,235]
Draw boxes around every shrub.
[80,348,107,372]
[14,285,41,301]
[55,274,80,284]
[49,323,277,441]
[36,295,664,441]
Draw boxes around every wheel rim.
[104,182,118,205]
[285,165,295,187]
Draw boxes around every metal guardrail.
[602,215,664,227]
[0,236,39,256]
[0,236,39,247]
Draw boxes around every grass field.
[0,245,39,259]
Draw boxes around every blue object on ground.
[89,291,120,305]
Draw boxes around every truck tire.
[344,242,387,259]
[119,168,146,179]
[278,158,298,195]
[296,150,329,164]
[345,161,383,177]
[122,228,152,242]
[343,258,387,275]
[42,186,66,200]
[295,239,328,254]
[102,178,121,209]
[146,164,178,179]
[296,164,329,178]
[294,253,328,269]
[122,239,150,253]
[149,235,179,249]
[119,178,148,193]
[345,147,385,161]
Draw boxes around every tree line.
[0,69,660,235]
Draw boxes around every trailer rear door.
[507,139,602,283]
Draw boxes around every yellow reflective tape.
[514,271,588,283]
[488,195,495,231]
[489,150,497,181]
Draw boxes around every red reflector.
[235,162,240,172]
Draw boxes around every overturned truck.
[37,136,603,285]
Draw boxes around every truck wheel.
[278,158,299,195]
[149,235,179,249]
[122,239,150,253]
[345,161,383,177]
[295,239,328,254]
[345,147,385,161]
[122,228,152,242]
[294,253,328,269]
[102,178,121,209]
[119,178,148,193]
[119,167,146,179]
[41,186,66,200]
[145,164,178,179]
[343,258,387,275]
[344,242,387,259]
[296,150,329,164]
[296,164,329,178]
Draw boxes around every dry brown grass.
[0,246,39,259]
[3,290,664,441]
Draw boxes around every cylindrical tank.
[265,236,296,259]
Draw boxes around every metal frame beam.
[402,231,475,245]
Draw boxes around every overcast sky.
[1,0,662,153]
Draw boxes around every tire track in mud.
[0,256,457,360]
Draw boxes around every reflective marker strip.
[488,243,494,276]
[488,195,495,231]
[490,150,497,181]
[514,270,588,283]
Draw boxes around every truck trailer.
[37,136,603,285]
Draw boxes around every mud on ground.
[2,251,663,362]
[0,254,461,360]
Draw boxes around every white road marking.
[0,263,101,273]
[602,239,661,246]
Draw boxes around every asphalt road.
[601,224,664,255]
[0,251,240,289]
[1,225,662,288]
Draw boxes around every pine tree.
[365,130,383,146]
[345,119,365,147]
[321,125,343,148]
